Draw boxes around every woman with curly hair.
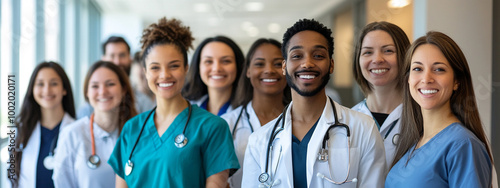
[108,17,239,187]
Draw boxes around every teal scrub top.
[108,105,240,187]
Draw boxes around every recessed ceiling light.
[245,2,264,12]
[387,0,410,8]
[194,3,210,12]
[241,21,253,31]
[268,23,280,33]
[247,26,259,37]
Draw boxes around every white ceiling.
[94,0,344,52]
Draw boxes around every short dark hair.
[182,36,244,108]
[102,36,131,55]
[282,19,334,60]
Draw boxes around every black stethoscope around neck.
[258,97,357,187]
[232,104,254,138]
[124,102,192,176]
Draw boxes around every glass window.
[45,0,60,62]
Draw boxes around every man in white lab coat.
[242,19,386,188]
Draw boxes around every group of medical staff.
[3,15,497,188]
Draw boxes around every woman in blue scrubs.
[108,17,239,187]
[386,31,493,187]
[182,35,245,116]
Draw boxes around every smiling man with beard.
[241,19,387,188]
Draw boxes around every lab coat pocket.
[315,147,360,188]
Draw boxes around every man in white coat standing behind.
[242,19,386,188]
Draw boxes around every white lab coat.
[2,113,75,188]
[52,116,118,188]
[242,98,386,188]
[222,101,266,188]
[352,100,401,169]
[189,94,235,116]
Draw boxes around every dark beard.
[286,69,330,97]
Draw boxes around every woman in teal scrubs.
[108,17,239,187]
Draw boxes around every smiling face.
[33,68,67,111]
[283,30,333,97]
[409,44,458,111]
[199,41,237,91]
[247,43,287,97]
[87,67,124,113]
[102,42,132,74]
[359,30,399,89]
[144,44,187,101]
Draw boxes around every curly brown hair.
[140,17,194,67]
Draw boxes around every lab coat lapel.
[306,97,341,187]
[275,101,294,187]
[21,121,41,188]
[247,102,263,130]
[60,113,75,130]
[379,104,402,136]
[356,99,371,116]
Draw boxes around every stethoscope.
[384,119,399,145]
[363,100,400,145]
[43,127,61,170]
[232,104,254,138]
[124,102,192,176]
[87,113,101,169]
[258,97,357,187]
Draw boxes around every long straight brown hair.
[11,62,75,187]
[392,31,493,167]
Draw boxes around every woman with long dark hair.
[386,31,493,187]
[221,38,290,187]
[52,61,137,188]
[183,35,244,116]
[8,62,75,188]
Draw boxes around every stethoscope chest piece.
[318,148,329,162]
[259,172,269,183]
[125,160,133,176]
[392,134,400,145]
[175,134,188,148]
[87,154,101,169]
[43,155,55,170]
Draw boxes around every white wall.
[101,13,144,54]
[413,0,493,138]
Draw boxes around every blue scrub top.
[36,123,60,188]
[108,105,240,187]
[386,123,491,188]
[200,98,231,116]
[292,121,318,188]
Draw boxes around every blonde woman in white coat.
[4,62,76,188]
[351,22,410,168]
